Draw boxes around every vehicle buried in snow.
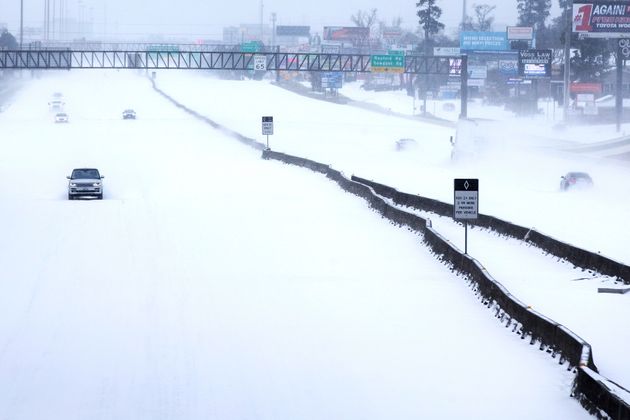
[395,138,418,151]
[54,112,69,123]
[560,172,593,191]
[67,168,104,200]
[122,109,136,119]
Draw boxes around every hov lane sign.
[454,179,479,220]
[262,116,274,135]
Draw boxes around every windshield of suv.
[71,169,100,179]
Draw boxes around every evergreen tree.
[0,30,18,49]
[517,0,552,31]
[416,0,445,54]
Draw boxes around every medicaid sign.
[460,32,509,52]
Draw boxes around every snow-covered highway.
[0,71,591,419]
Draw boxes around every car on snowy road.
[122,109,136,119]
[54,112,69,123]
[560,172,593,191]
[67,168,104,200]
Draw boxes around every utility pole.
[20,0,23,48]
[45,0,49,41]
[462,0,467,27]
[271,12,276,47]
[563,0,572,124]
[260,0,264,42]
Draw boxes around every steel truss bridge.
[0,49,469,116]
[0,50,466,74]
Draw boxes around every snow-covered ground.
[156,72,630,266]
[339,80,630,145]
[397,205,630,389]
[0,71,590,418]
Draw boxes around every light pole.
[563,0,572,124]
[20,0,23,48]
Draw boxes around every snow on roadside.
[155,71,630,266]
[0,70,591,419]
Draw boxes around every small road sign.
[262,116,273,135]
[254,55,267,71]
[454,179,479,220]
[454,178,478,255]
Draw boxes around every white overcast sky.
[3,0,561,40]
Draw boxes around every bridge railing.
[0,50,464,75]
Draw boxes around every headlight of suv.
[70,183,77,187]
[93,183,101,187]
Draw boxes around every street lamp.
[563,0,572,124]
[20,0,23,48]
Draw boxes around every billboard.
[507,26,534,40]
[570,82,603,93]
[573,1,630,38]
[276,26,310,37]
[460,32,509,51]
[381,27,403,39]
[323,26,369,41]
[468,65,487,79]
[434,47,461,56]
[321,72,343,89]
[499,59,518,76]
[518,49,552,78]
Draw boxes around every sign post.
[454,179,479,254]
[262,116,273,149]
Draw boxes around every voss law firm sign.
[573,1,630,37]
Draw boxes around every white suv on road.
[67,168,104,200]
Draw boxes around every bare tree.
[350,9,378,29]
[473,4,496,31]
[461,4,496,32]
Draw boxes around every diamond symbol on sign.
[464,181,469,190]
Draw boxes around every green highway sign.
[146,44,180,52]
[241,42,261,53]
[371,54,405,73]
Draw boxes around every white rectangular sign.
[254,55,267,71]
[262,116,273,135]
[454,179,479,220]
[434,47,461,56]
[507,26,534,40]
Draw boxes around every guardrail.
[351,176,630,284]
[261,149,630,419]
[149,75,630,418]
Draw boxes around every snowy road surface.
[0,71,589,419]
[393,203,630,389]
[156,71,630,265]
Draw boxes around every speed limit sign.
[254,55,267,71]
[619,39,630,59]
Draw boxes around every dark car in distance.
[560,172,593,191]
[122,109,136,119]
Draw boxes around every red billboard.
[570,82,603,94]
[573,1,630,38]
[323,26,369,42]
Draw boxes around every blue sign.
[499,60,518,76]
[321,72,343,89]
[460,32,509,52]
